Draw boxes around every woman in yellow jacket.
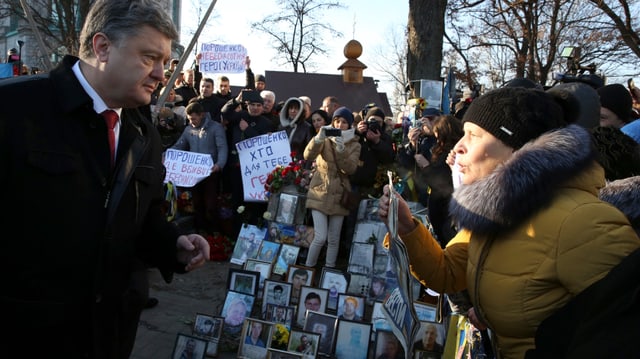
[378,87,640,359]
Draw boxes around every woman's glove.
[314,125,327,143]
[333,135,345,152]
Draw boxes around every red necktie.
[102,110,118,168]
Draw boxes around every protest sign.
[237,131,291,202]
[199,43,247,74]
[163,149,213,187]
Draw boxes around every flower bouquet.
[263,152,313,197]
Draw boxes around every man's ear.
[93,32,111,62]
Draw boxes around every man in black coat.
[0,1,210,358]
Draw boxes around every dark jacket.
[0,55,184,358]
[221,99,274,166]
[525,247,640,359]
[349,128,396,188]
[278,97,314,161]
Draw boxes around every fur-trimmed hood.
[599,175,640,232]
[279,97,305,127]
[450,125,598,235]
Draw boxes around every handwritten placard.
[237,131,291,202]
[199,43,247,74]
[163,149,213,187]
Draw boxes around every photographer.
[341,106,395,255]
[156,107,183,150]
[396,108,441,206]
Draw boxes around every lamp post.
[17,40,24,75]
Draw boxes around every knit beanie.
[255,74,266,83]
[546,82,600,129]
[365,106,385,121]
[462,87,567,149]
[333,106,354,127]
[597,84,633,124]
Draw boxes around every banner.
[163,149,213,187]
[237,131,291,202]
[199,43,247,74]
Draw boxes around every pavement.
[130,259,240,359]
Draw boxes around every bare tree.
[370,26,410,114]
[407,0,448,97]
[251,0,344,72]
[1,0,91,69]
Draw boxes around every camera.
[366,119,381,133]
[325,128,341,137]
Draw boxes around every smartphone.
[325,128,341,137]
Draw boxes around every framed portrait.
[227,268,259,297]
[238,318,274,359]
[275,193,298,225]
[413,321,446,354]
[371,301,392,332]
[368,276,389,304]
[373,254,390,277]
[318,268,350,312]
[258,240,281,263]
[347,242,375,275]
[171,333,207,359]
[347,273,371,299]
[374,330,405,359]
[336,294,365,322]
[296,286,329,328]
[286,265,315,305]
[192,314,224,357]
[413,301,437,322]
[193,313,223,339]
[267,348,304,359]
[273,243,300,276]
[244,259,273,290]
[353,221,388,254]
[287,329,320,359]
[262,279,292,316]
[265,303,295,329]
[230,224,267,265]
[220,290,255,336]
[302,311,338,357]
[333,320,372,359]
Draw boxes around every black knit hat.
[255,74,266,83]
[462,87,567,149]
[365,106,385,120]
[597,84,633,124]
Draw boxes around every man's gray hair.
[79,0,178,59]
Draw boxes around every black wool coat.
[0,55,184,358]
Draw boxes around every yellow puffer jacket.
[398,126,640,359]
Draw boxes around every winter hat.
[333,106,354,127]
[462,87,567,150]
[599,175,640,233]
[365,106,385,121]
[502,77,543,90]
[255,74,266,83]
[422,108,442,118]
[597,84,633,124]
[546,82,600,129]
[241,90,264,104]
[590,126,640,181]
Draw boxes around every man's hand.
[176,234,210,271]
